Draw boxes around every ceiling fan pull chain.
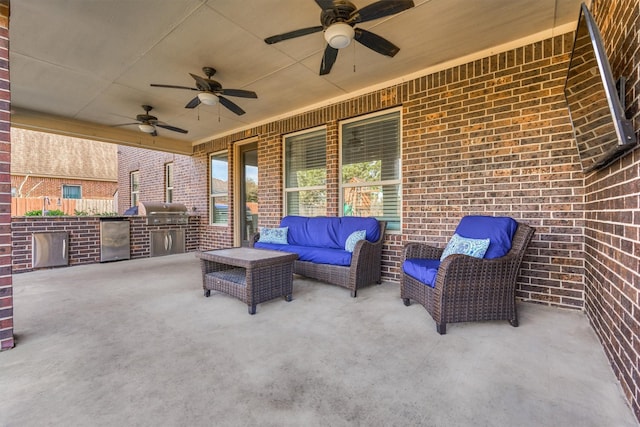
[353,42,356,73]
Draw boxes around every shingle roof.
[10,128,117,181]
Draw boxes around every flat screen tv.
[564,3,636,172]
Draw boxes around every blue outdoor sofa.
[250,216,386,297]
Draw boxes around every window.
[284,128,327,216]
[130,171,140,208]
[341,109,401,231]
[210,151,229,225]
[62,185,82,199]
[165,163,174,203]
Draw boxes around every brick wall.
[11,175,117,199]
[11,216,200,272]
[584,0,640,420]
[188,31,585,308]
[0,0,11,351]
[117,145,209,214]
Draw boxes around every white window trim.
[282,125,327,218]
[130,171,140,208]
[165,162,173,203]
[338,107,402,233]
[209,150,229,226]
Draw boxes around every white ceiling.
[9,0,585,151]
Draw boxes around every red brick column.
[0,0,12,351]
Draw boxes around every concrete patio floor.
[1,253,637,427]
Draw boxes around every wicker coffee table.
[196,248,298,314]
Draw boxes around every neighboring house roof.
[11,128,118,181]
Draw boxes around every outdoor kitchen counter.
[11,214,201,272]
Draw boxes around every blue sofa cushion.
[280,216,340,249]
[454,216,518,259]
[279,216,380,249]
[337,217,380,246]
[254,242,352,266]
[403,258,441,288]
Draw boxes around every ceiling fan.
[114,105,188,137]
[264,0,414,75]
[150,67,258,116]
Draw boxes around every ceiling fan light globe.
[324,22,354,49]
[198,92,219,106]
[138,123,155,133]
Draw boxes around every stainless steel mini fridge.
[99,218,131,262]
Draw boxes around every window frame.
[62,184,82,199]
[209,150,229,226]
[339,108,402,232]
[130,171,140,208]
[165,162,174,203]
[283,126,328,218]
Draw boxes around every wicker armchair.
[401,218,535,335]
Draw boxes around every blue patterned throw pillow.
[440,233,490,261]
[344,230,366,253]
[258,227,288,245]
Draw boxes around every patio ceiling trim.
[11,107,193,155]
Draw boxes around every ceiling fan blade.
[264,26,323,44]
[190,73,213,92]
[319,44,339,75]
[218,96,246,116]
[315,0,334,9]
[156,123,188,134]
[151,129,158,137]
[354,28,400,57]
[220,88,258,99]
[351,0,414,24]
[150,83,198,91]
[185,96,201,109]
[112,122,139,127]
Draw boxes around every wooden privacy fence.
[11,197,117,216]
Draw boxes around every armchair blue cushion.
[402,258,441,288]
[454,215,517,259]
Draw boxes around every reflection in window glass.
[341,110,401,230]
[62,184,82,199]
[165,163,173,203]
[210,152,228,225]
[284,128,326,217]
[130,171,140,208]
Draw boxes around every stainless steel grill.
[138,201,189,225]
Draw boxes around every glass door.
[238,142,258,246]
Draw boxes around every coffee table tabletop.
[198,247,298,267]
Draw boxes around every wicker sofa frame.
[251,220,386,298]
[401,222,535,334]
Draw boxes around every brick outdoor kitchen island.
[197,248,298,314]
